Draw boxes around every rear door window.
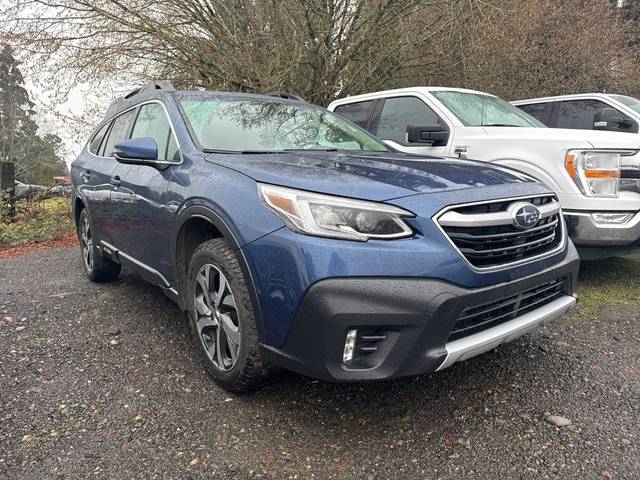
[333,100,375,130]
[130,103,180,162]
[101,110,136,157]
[376,96,443,145]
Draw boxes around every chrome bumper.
[436,295,577,371]
[564,211,640,246]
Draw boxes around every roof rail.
[265,91,306,102]
[104,80,175,119]
[123,80,175,99]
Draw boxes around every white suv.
[512,93,640,135]
[327,87,640,259]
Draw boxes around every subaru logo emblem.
[508,202,541,230]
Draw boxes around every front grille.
[437,195,563,269]
[448,277,567,342]
[453,195,555,214]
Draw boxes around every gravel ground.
[0,247,638,480]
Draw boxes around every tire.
[186,238,270,393]
[77,209,121,282]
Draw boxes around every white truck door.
[374,95,452,157]
[332,94,453,158]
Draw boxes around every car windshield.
[178,96,388,153]
[610,94,640,113]
[431,90,545,128]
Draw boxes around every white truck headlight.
[565,150,621,198]
[259,184,415,241]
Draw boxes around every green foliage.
[0,197,74,246]
[0,190,14,223]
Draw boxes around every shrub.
[0,196,74,246]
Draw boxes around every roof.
[104,80,175,119]
[511,93,612,104]
[328,86,496,107]
[103,81,310,120]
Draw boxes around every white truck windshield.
[431,91,546,128]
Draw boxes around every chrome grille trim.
[438,200,560,228]
[433,194,566,272]
[447,217,558,242]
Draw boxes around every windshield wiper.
[239,150,289,154]
[202,148,244,154]
[203,148,288,154]
[481,123,522,127]
[205,148,367,154]
[284,148,342,152]
[241,148,346,154]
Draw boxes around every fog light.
[591,213,634,224]
[343,329,357,363]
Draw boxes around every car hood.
[481,126,640,149]
[205,151,533,201]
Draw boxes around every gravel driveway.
[0,247,638,479]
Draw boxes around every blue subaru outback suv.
[71,81,579,392]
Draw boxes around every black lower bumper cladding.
[261,246,580,382]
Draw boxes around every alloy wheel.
[80,216,94,272]
[193,264,240,371]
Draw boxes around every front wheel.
[187,238,270,393]
[77,209,121,282]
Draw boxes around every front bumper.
[564,211,640,246]
[436,295,575,370]
[261,245,579,382]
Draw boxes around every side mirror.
[114,137,158,165]
[406,124,449,147]
[593,108,634,131]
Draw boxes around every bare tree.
[411,0,640,100]
[3,0,465,105]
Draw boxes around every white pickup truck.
[327,87,640,259]
[512,93,640,135]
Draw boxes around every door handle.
[454,146,469,159]
[110,176,121,187]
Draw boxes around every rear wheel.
[77,209,121,282]
[187,238,270,393]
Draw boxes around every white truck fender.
[487,158,564,193]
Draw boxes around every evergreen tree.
[0,43,67,184]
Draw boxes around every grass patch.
[575,256,640,318]
[0,197,74,246]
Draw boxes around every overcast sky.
[0,0,113,167]
[24,78,114,167]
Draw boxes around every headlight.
[258,184,415,241]
[565,150,623,197]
